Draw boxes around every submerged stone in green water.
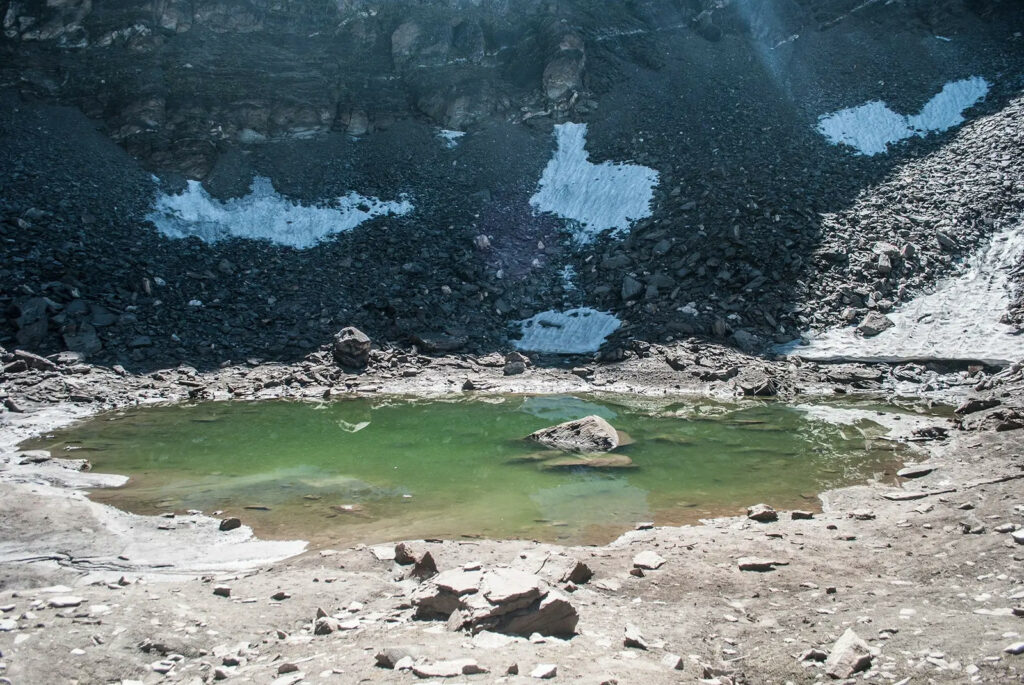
[20,395,928,545]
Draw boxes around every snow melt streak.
[817,76,989,156]
[792,222,1024,365]
[530,123,659,243]
[515,308,621,354]
[148,177,412,249]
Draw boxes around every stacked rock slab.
[411,567,578,637]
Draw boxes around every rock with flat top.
[48,596,84,608]
[632,551,666,570]
[746,503,778,522]
[527,415,620,453]
[531,664,557,679]
[737,557,787,572]
[412,659,487,678]
[824,628,873,678]
[412,567,578,637]
[623,623,648,649]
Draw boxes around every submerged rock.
[526,415,620,453]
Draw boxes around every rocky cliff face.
[0,0,1022,369]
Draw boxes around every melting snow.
[148,176,413,249]
[438,129,465,148]
[530,123,659,243]
[817,76,989,155]
[785,222,1024,365]
[515,307,622,354]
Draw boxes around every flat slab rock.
[526,415,620,453]
[412,659,487,678]
[412,566,578,637]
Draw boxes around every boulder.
[824,628,873,678]
[411,567,578,637]
[332,327,371,368]
[526,415,620,453]
[746,503,778,522]
[857,312,894,337]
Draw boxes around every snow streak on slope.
[148,177,413,249]
[817,76,990,155]
[787,222,1024,365]
[530,123,659,243]
[515,307,622,354]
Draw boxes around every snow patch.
[438,129,465,148]
[817,76,989,156]
[514,307,621,354]
[148,176,413,249]
[785,221,1024,365]
[530,123,659,243]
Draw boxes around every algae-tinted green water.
[23,395,921,545]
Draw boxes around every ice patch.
[438,129,465,148]
[148,176,413,249]
[784,221,1024,365]
[515,307,621,354]
[530,123,659,243]
[817,76,989,155]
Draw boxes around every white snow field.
[148,176,413,249]
[817,76,990,155]
[786,222,1024,365]
[515,307,622,354]
[530,122,659,243]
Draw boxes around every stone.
[557,559,593,585]
[332,327,371,368]
[800,648,828,662]
[47,596,84,608]
[955,398,1000,415]
[621,275,644,301]
[737,557,787,572]
[314,617,340,635]
[376,647,419,669]
[791,510,814,520]
[661,653,684,670]
[850,509,876,520]
[530,664,557,679]
[897,464,935,479]
[0,619,16,632]
[218,517,241,531]
[503,361,526,376]
[747,503,778,522]
[1005,641,1024,655]
[412,659,487,678]
[526,415,620,453]
[632,551,666,570]
[1011,530,1024,544]
[212,586,231,598]
[824,628,873,678]
[857,312,894,337]
[623,623,648,649]
[413,567,578,637]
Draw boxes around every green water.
[23,395,924,545]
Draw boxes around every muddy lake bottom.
[20,395,940,546]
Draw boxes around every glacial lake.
[21,395,934,545]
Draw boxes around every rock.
[376,647,418,669]
[277,662,299,674]
[632,551,666,570]
[47,596,84,608]
[737,557,787,572]
[857,312,894,337]
[1005,641,1024,655]
[955,398,1000,415]
[212,585,231,598]
[270,591,291,601]
[13,349,58,371]
[411,332,466,353]
[0,619,17,632]
[526,415,619,453]
[791,510,814,520]
[314,616,340,635]
[1011,530,1024,544]
[850,509,876,521]
[661,653,684,670]
[824,628,873,678]
[530,664,557,679]
[800,648,828,662]
[412,567,578,637]
[897,464,935,479]
[395,543,437,579]
[736,369,778,396]
[621,275,644,301]
[332,327,371,368]
[412,659,487,678]
[503,361,526,376]
[746,503,778,522]
[218,517,241,531]
[623,623,648,650]
[557,559,593,585]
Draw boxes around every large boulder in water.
[332,327,371,368]
[526,415,620,453]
